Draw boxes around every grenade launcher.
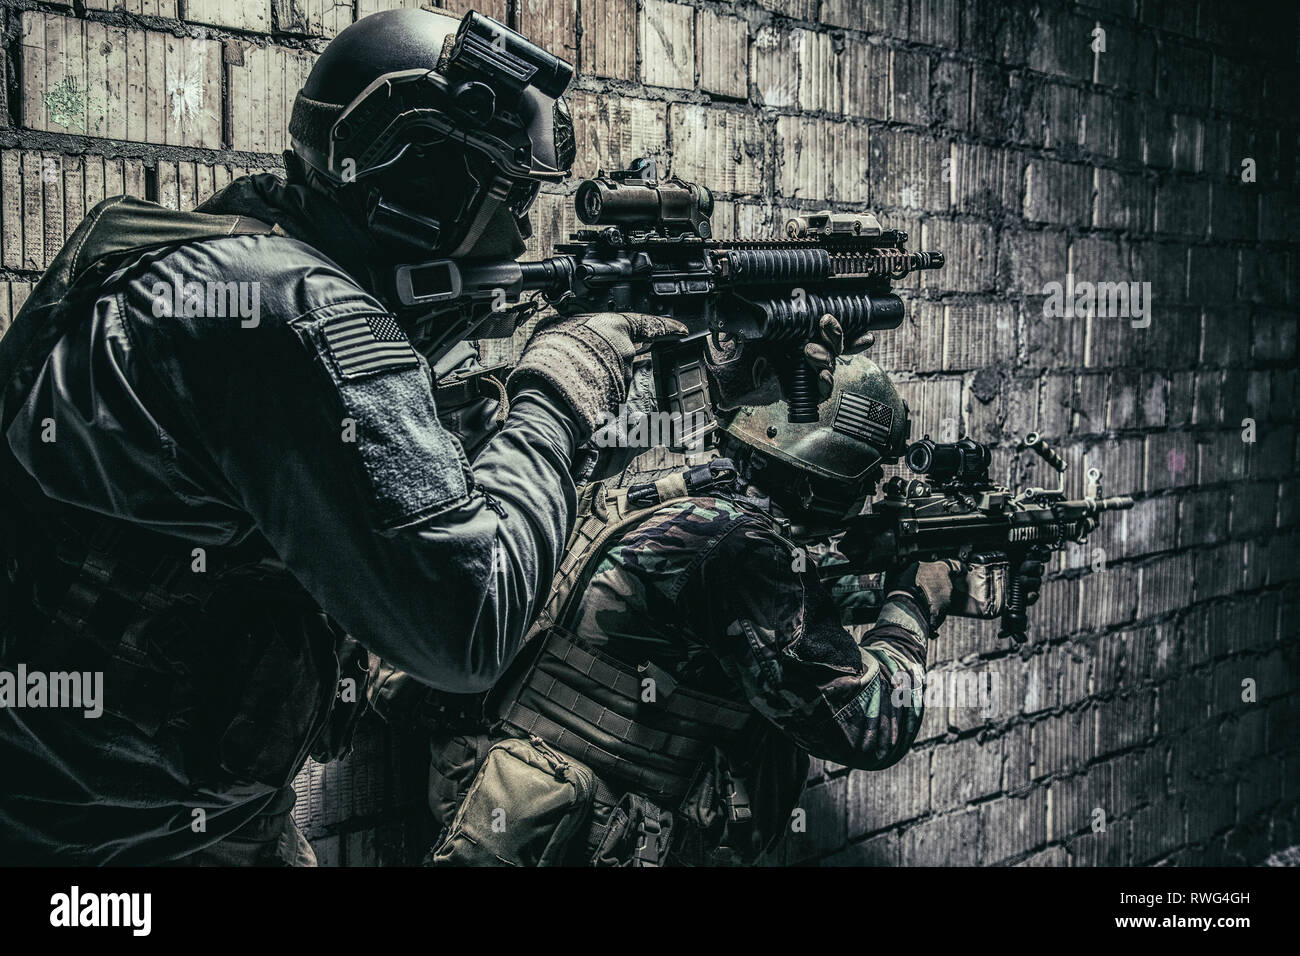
[830,434,1135,643]
[393,157,945,429]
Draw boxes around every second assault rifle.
[829,434,1134,643]
[394,157,945,427]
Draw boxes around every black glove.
[888,560,957,631]
[802,314,875,400]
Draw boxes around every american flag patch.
[321,313,420,378]
[832,391,894,446]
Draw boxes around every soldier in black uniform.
[0,8,680,865]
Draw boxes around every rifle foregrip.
[784,358,821,423]
[999,576,1029,645]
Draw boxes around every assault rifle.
[828,434,1135,643]
[394,157,945,430]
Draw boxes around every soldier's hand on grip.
[803,314,875,399]
[706,313,873,409]
[888,560,957,632]
[508,311,688,437]
[915,554,1044,624]
[890,551,1045,630]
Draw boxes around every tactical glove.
[888,560,957,632]
[507,311,687,438]
[705,313,875,411]
[891,555,1045,631]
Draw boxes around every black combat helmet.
[288,7,575,258]
[717,354,910,524]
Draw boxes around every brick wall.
[2,0,1296,866]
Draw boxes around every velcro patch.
[832,391,894,446]
[322,312,420,378]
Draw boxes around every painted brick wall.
[1,0,1296,866]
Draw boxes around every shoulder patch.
[321,312,420,378]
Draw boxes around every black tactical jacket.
[0,170,579,864]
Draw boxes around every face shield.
[300,11,575,256]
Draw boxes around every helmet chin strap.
[448,174,512,258]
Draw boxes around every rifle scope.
[905,437,991,484]
[574,162,713,237]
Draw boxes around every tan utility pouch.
[430,735,595,867]
[948,552,1009,619]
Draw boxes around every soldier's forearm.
[876,592,932,643]
[415,387,580,690]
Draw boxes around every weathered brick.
[1034,710,1096,781]
[227,42,317,153]
[23,12,222,148]
[0,282,35,338]
[1,149,148,271]
[1137,553,1196,619]
[775,115,869,203]
[1154,179,1210,238]
[568,92,668,181]
[1094,168,1154,232]
[951,142,1022,217]
[869,127,949,211]
[697,9,748,100]
[890,48,930,125]
[943,301,1015,371]
[902,806,983,865]
[846,750,930,836]
[751,23,800,108]
[980,793,1048,864]
[640,0,694,90]
[182,0,270,32]
[921,219,995,293]
[1023,159,1094,226]
[821,0,907,35]
[274,0,354,39]
[580,0,636,80]
[668,104,767,197]
[932,735,1003,810]
[518,0,579,71]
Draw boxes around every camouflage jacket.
[563,492,932,774]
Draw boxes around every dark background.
[1,0,1295,865]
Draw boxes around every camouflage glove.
[705,314,875,411]
[507,311,687,438]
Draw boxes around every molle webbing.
[495,458,749,806]
[525,458,739,645]
[501,631,751,805]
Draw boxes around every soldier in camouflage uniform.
[425,353,1042,866]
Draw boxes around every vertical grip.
[998,572,1029,644]
[998,545,1050,644]
[783,351,820,423]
